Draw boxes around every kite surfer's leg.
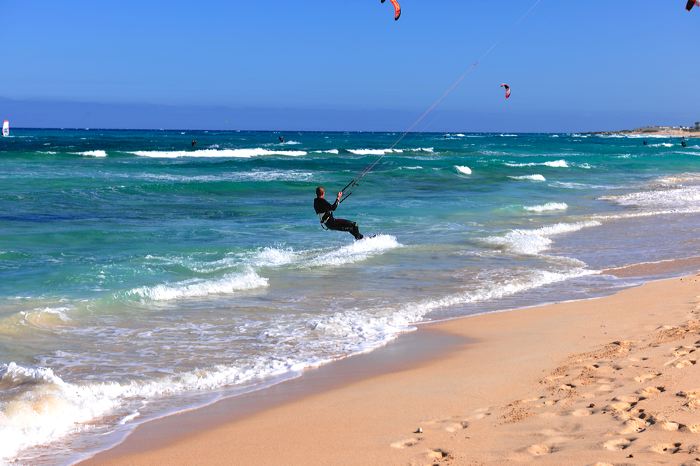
[326,218,364,240]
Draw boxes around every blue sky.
[1,1,698,131]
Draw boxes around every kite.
[687,0,697,10]
[500,83,511,99]
[381,0,401,21]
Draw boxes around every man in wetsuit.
[314,186,363,240]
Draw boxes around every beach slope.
[86,274,700,465]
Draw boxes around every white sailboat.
[1,120,9,137]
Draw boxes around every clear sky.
[1,1,698,131]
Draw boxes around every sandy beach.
[84,266,700,466]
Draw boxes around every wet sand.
[84,270,700,465]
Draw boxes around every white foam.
[139,170,314,183]
[77,150,107,158]
[0,353,321,463]
[648,143,674,148]
[486,221,601,255]
[127,269,268,301]
[251,247,297,267]
[455,165,472,175]
[348,148,402,156]
[309,267,594,356]
[312,149,339,155]
[307,235,401,267]
[499,134,518,137]
[347,148,432,156]
[399,166,423,170]
[129,148,307,158]
[600,186,700,210]
[505,160,569,168]
[523,202,568,213]
[279,140,301,145]
[509,174,546,182]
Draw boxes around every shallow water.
[0,130,698,464]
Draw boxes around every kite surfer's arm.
[315,198,338,214]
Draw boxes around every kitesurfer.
[279,136,285,143]
[191,140,197,148]
[314,186,363,240]
[681,138,688,148]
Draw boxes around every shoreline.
[83,260,700,465]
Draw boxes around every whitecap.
[523,202,568,213]
[127,269,268,301]
[307,235,401,267]
[455,165,472,175]
[509,174,546,182]
[505,160,568,168]
[600,186,700,210]
[347,149,402,156]
[485,221,601,256]
[76,150,107,158]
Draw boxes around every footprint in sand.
[620,418,648,434]
[676,390,700,410]
[425,448,450,461]
[390,437,421,449]
[470,407,492,420]
[639,386,665,397]
[659,421,681,431]
[634,372,661,383]
[680,423,700,433]
[649,442,682,454]
[672,345,696,357]
[527,444,553,456]
[603,438,635,451]
[674,359,697,369]
[444,421,469,433]
[423,416,470,433]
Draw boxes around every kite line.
[339,0,543,206]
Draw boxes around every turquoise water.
[1,130,699,463]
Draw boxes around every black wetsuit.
[314,197,363,240]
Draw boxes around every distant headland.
[593,122,700,138]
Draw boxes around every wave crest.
[127,269,268,301]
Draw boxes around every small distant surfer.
[643,140,648,146]
[191,139,197,148]
[681,138,687,148]
[279,136,285,143]
[314,186,363,240]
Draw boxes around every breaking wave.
[505,159,569,168]
[509,174,546,182]
[523,202,568,213]
[485,221,601,256]
[306,235,401,267]
[127,269,269,301]
[76,150,107,158]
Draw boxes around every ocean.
[1,129,699,464]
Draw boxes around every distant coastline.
[592,124,700,138]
